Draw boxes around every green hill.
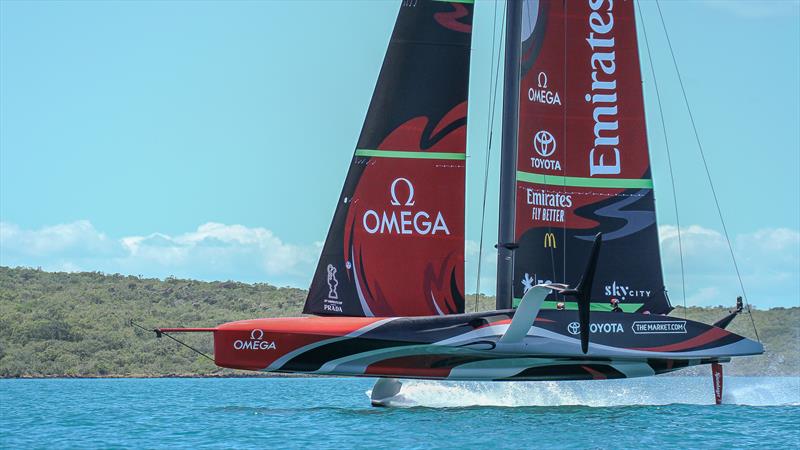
[0,266,797,377]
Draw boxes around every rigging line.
[562,0,567,287]
[101,299,217,365]
[543,4,561,297]
[636,1,687,318]
[475,0,507,312]
[549,227,557,284]
[655,0,759,342]
[130,320,216,363]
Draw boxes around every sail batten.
[516,171,653,189]
[355,149,466,160]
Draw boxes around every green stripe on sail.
[512,298,643,313]
[355,149,466,160]
[516,171,653,189]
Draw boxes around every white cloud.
[463,225,799,308]
[0,221,318,286]
[659,225,799,308]
[0,220,120,257]
[119,223,317,278]
[1,221,798,308]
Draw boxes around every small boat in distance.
[150,0,762,406]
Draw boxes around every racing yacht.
[152,0,763,406]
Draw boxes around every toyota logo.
[533,130,556,157]
[567,322,580,335]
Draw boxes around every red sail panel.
[303,0,473,317]
[514,0,671,314]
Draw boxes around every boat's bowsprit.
[130,320,216,362]
[713,297,745,330]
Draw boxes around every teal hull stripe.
[512,298,644,313]
[355,149,466,160]
[517,171,654,189]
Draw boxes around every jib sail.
[513,0,671,314]
[304,0,473,317]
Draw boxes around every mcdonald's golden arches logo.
[544,232,557,248]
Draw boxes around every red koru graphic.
[434,3,472,34]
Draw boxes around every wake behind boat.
[144,0,763,406]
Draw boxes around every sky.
[1,0,798,308]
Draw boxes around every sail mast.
[496,0,523,310]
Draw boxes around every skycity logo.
[362,178,450,235]
[604,281,651,300]
[233,329,277,351]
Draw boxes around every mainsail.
[304,0,473,317]
[513,0,672,314]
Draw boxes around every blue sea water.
[1,377,798,449]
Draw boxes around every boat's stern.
[717,332,764,357]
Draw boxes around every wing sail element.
[513,0,671,314]
[304,0,474,317]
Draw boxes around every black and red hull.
[183,310,763,381]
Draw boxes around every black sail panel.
[304,0,473,317]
